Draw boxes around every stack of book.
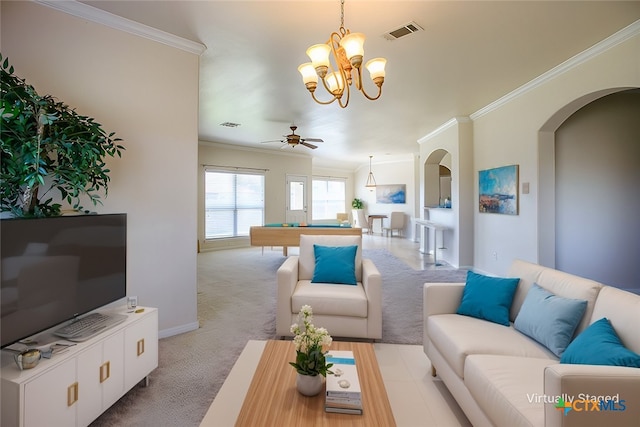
[324,351,363,415]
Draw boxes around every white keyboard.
[54,312,127,342]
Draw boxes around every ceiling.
[81,1,640,170]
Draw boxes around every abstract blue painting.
[376,184,406,204]
[479,165,519,215]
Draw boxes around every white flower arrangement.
[289,305,333,377]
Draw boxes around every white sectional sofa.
[423,259,640,427]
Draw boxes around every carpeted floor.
[91,247,467,427]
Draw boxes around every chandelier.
[365,156,377,189]
[298,0,387,108]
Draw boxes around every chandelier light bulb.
[339,32,365,68]
[306,44,331,78]
[365,58,386,85]
[298,63,318,91]
[326,71,344,95]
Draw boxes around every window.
[205,169,265,239]
[312,178,346,220]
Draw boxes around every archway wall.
[418,118,474,268]
[537,88,634,269]
[471,23,640,276]
[552,91,640,292]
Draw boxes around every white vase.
[296,373,323,397]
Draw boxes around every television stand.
[54,312,128,341]
[1,306,158,427]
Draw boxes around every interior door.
[286,175,308,224]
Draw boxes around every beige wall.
[2,1,200,336]
[472,27,640,275]
[198,142,314,250]
[198,142,415,249]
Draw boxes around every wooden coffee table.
[223,340,396,426]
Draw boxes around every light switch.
[522,182,530,194]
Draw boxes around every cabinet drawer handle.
[137,338,145,356]
[67,382,79,407]
[100,361,111,383]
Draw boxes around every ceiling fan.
[260,125,323,150]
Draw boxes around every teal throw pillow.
[514,284,587,357]
[456,270,519,326]
[560,317,640,367]
[311,244,358,285]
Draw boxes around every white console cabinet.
[1,307,158,427]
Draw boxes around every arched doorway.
[423,149,451,210]
[538,87,639,291]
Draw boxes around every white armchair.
[276,234,382,340]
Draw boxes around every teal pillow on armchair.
[311,244,358,285]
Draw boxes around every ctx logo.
[555,398,627,416]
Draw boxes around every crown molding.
[471,19,640,120]
[34,0,206,55]
[417,117,471,145]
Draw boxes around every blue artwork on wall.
[479,164,519,215]
[376,184,406,204]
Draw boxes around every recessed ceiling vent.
[220,122,240,128]
[383,21,424,41]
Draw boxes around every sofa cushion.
[514,283,587,357]
[427,314,557,378]
[457,271,519,326]
[590,286,640,354]
[560,317,640,367]
[311,244,357,285]
[292,280,367,318]
[465,355,556,427]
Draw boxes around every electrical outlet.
[492,251,498,261]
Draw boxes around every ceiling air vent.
[383,21,424,41]
[220,122,240,128]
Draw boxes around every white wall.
[2,2,200,337]
[472,25,640,276]
[353,157,416,238]
[418,119,474,268]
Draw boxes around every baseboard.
[159,321,199,339]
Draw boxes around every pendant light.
[365,155,377,190]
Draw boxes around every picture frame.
[376,184,406,204]
[478,165,519,215]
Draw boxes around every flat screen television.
[1,213,127,348]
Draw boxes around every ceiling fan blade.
[260,139,284,144]
[303,138,323,143]
[301,142,318,149]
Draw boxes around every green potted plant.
[351,198,365,227]
[0,54,124,218]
